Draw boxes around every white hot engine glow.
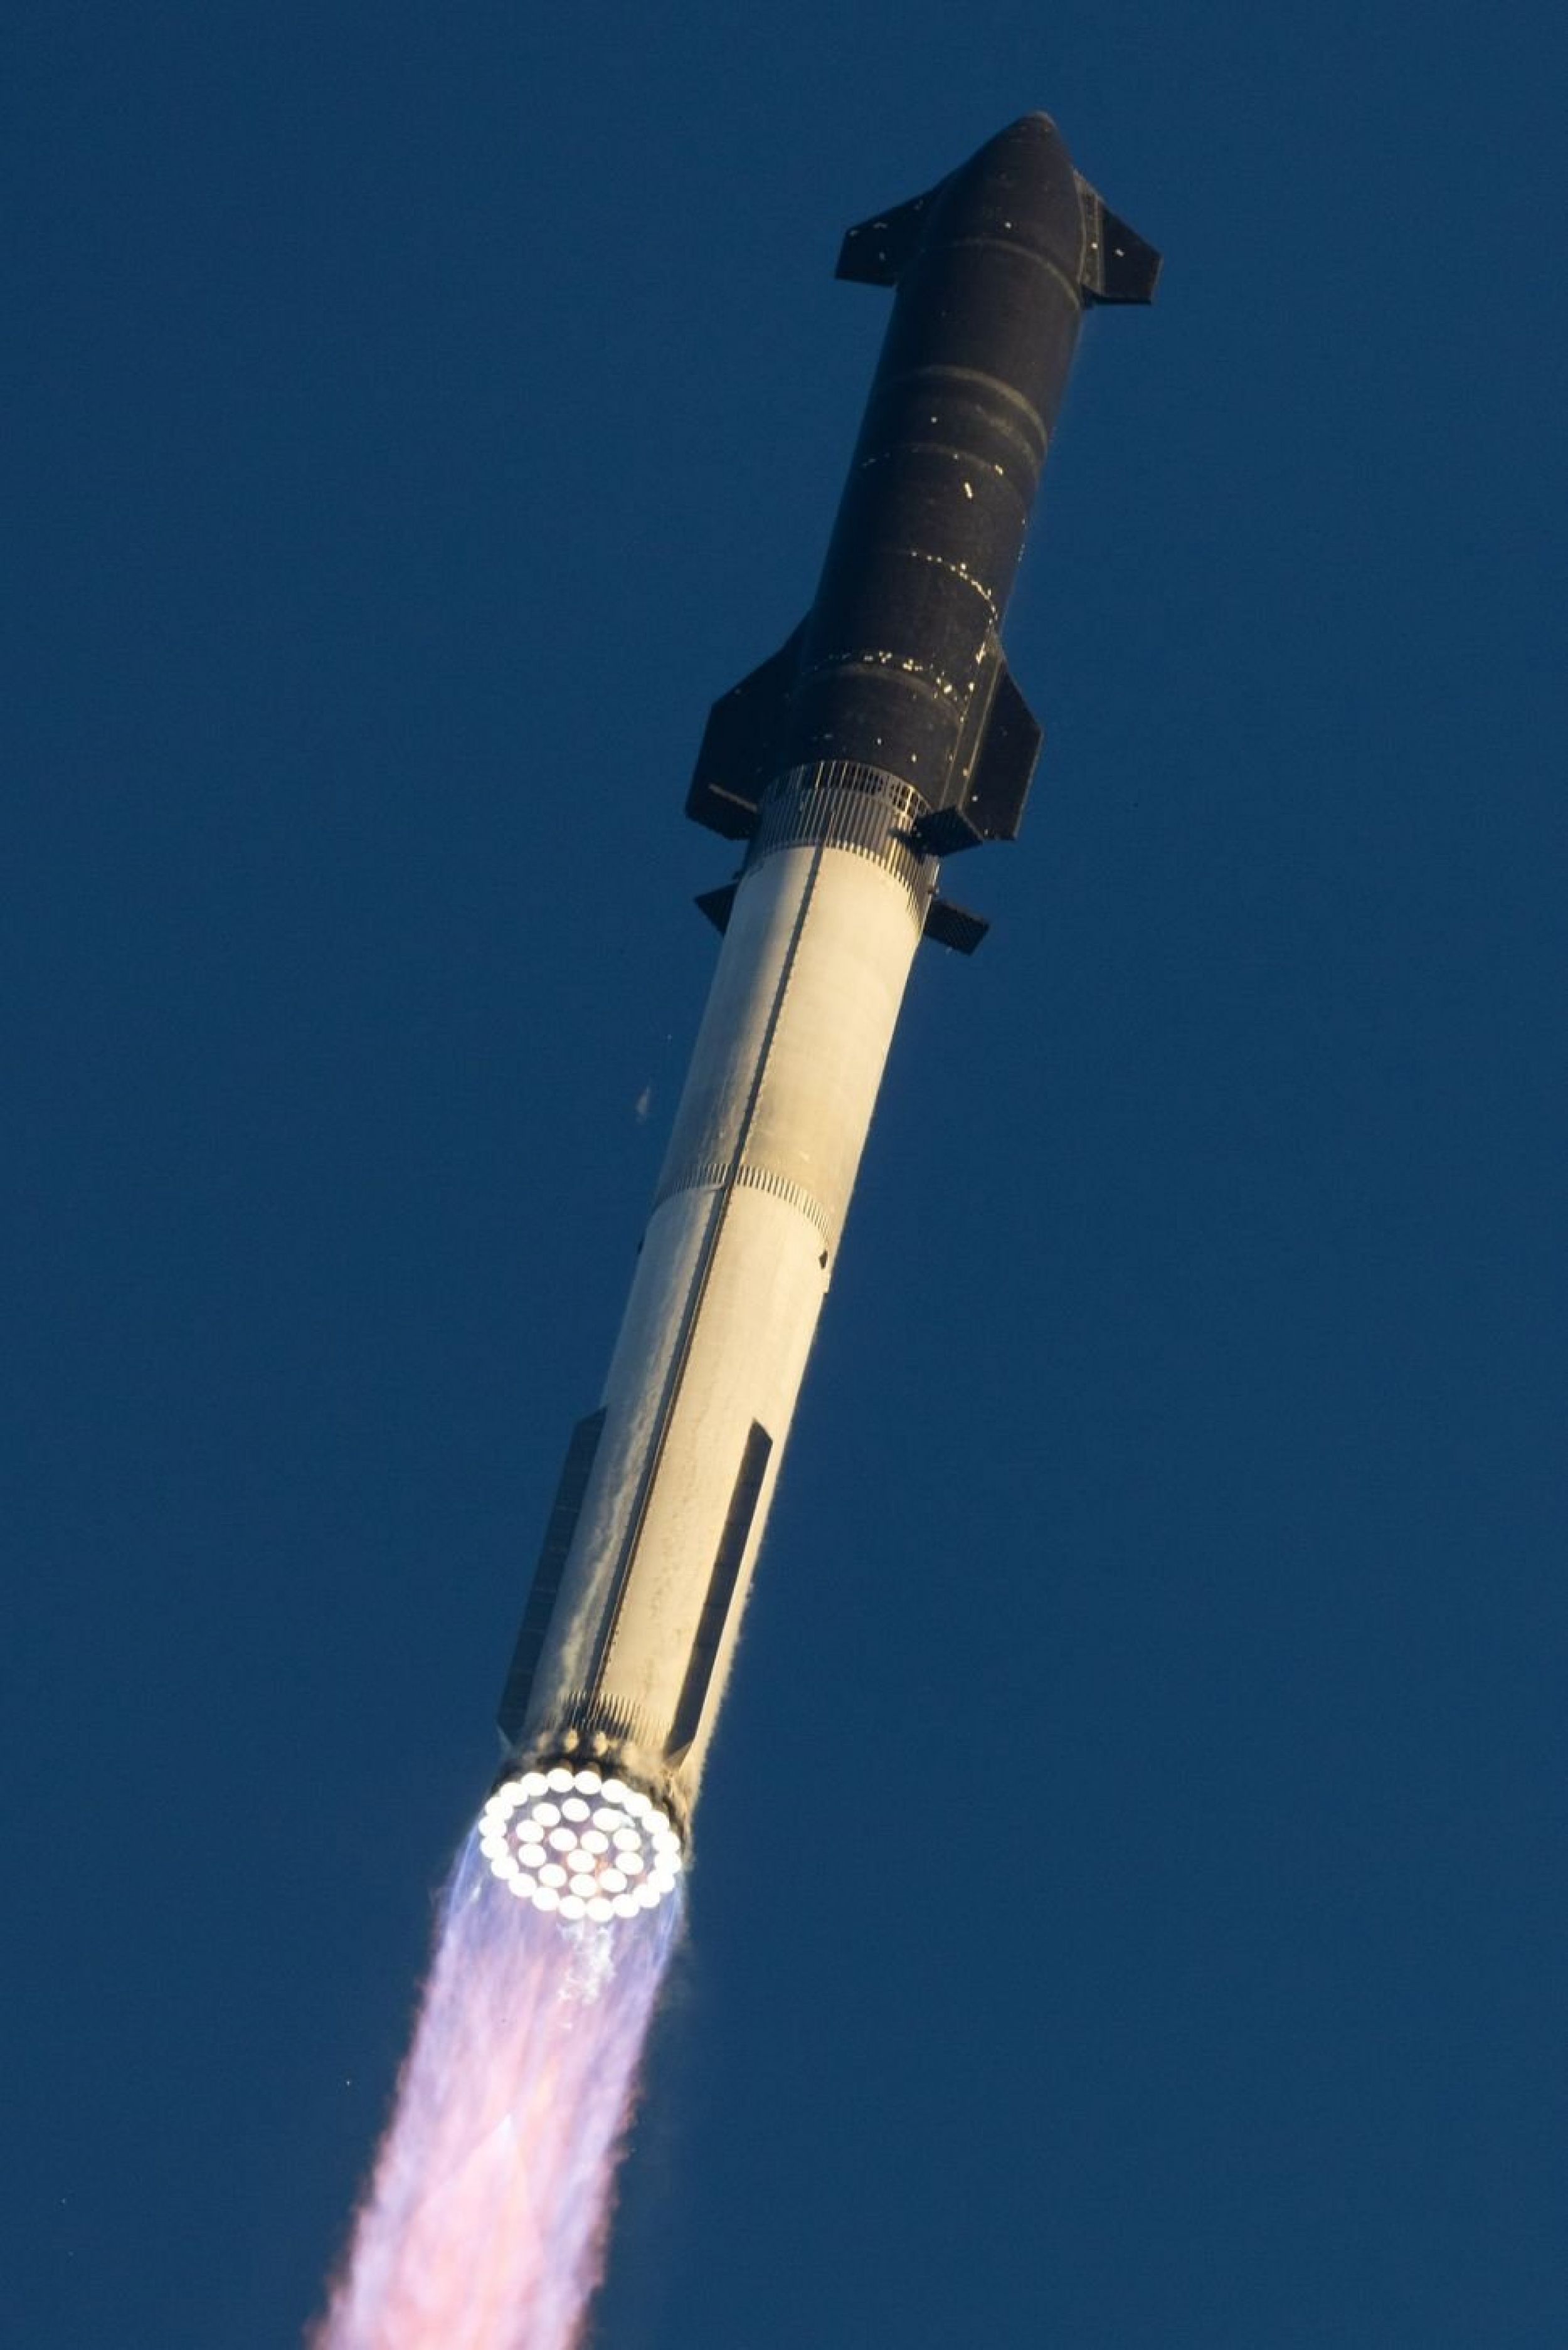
[480,1767,683,1919]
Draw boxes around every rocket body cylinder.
[502,782,930,1833]
[493,115,1157,1864]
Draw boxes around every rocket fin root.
[686,621,807,840]
[835,184,945,287]
[1076,178,1161,304]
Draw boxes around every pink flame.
[314,1828,682,2350]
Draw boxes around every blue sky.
[6,5,1565,2344]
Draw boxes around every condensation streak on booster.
[492,115,1158,1883]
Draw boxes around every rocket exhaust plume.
[314,1774,684,2350]
[318,112,1155,2350]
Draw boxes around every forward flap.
[1076,179,1162,305]
[835,184,943,287]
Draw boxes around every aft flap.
[965,657,1042,841]
[936,639,1042,851]
[835,184,943,287]
[686,622,805,841]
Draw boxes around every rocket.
[480,115,1158,1922]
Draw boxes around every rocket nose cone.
[968,111,1081,184]
[941,112,1083,268]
